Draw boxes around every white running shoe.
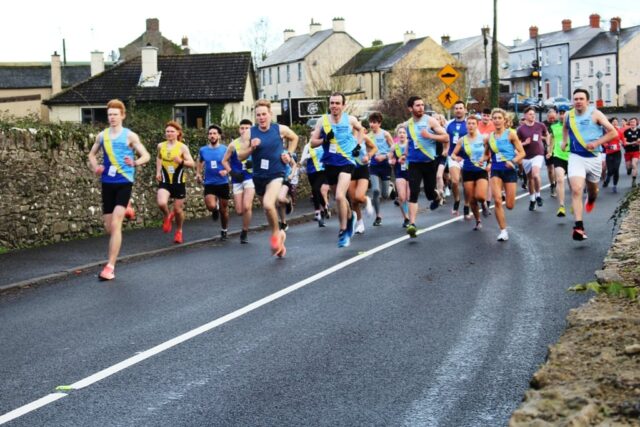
[355,219,365,234]
[364,196,374,217]
[497,229,509,242]
[444,187,451,197]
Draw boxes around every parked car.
[543,96,572,111]
[507,94,542,111]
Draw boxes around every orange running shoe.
[124,202,135,220]
[275,230,287,258]
[162,212,175,233]
[99,264,115,281]
[585,198,596,213]
[270,233,281,255]
[174,230,183,244]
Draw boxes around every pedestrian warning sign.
[438,88,459,110]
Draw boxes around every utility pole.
[490,0,499,107]
[534,35,543,121]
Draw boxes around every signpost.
[437,65,460,111]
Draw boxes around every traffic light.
[531,70,541,78]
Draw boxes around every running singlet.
[101,127,134,184]
[407,115,437,163]
[199,144,229,186]
[229,138,253,183]
[159,141,186,184]
[566,106,603,158]
[320,113,357,167]
[605,128,624,154]
[624,128,640,152]
[550,121,570,161]
[460,134,487,172]
[369,130,389,166]
[489,129,516,171]
[446,119,468,156]
[393,143,409,177]
[306,145,325,174]
[250,123,286,179]
[354,140,368,168]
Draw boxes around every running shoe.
[430,197,441,211]
[98,264,115,281]
[323,206,331,219]
[220,230,228,241]
[393,199,400,207]
[529,201,536,211]
[585,198,596,213]
[452,200,460,216]
[162,212,175,233]
[602,179,609,188]
[174,230,183,244]
[211,208,220,222]
[474,220,482,230]
[612,186,617,194]
[373,217,382,226]
[550,184,557,197]
[402,218,410,228]
[482,202,491,217]
[270,233,282,254]
[463,205,472,220]
[536,196,543,207]
[124,202,135,220]
[355,219,365,234]
[346,213,357,238]
[364,196,374,217]
[497,229,509,242]
[285,200,293,215]
[318,217,326,228]
[240,230,248,244]
[337,230,351,248]
[556,206,566,217]
[444,187,451,197]
[275,230,287,257]
[572,227,588,241]
[406,224,417,238]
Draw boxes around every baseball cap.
[558,105,570,112]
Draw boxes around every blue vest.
[446,119,468,156]
[229,138,253,183]
[369,130,389,165]
[489,129,516,171]
[320,113,357,167]
[250,123,286,179]
[407,115,437,163]
[101,128,134,184]
[567,106,603,158]
[460,133,487,172]
[199,144,229,185]
[306,145,325,174]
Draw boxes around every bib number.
[108,165,117,177]
[329,144,337,154]
[168,166,175,174]
[260,159,270,170]
[210,160,217,170]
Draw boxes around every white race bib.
[108,165,117,177]
[210,160,217,170]
[401,163,407,171]
[453,134,459,144]
[168,165,175,174]
[533,134,539,142]
[329,144,337,154]
[260,159,270,170]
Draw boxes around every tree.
[490,0,500,107]
[244,17,277,69]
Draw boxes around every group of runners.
[89,89,627,281]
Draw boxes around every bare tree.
[244,17,278,69]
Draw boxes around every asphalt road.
[0,174,632,426]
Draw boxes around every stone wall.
[0,131,311,249]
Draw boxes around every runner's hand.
[324,129,334,143]
[124,156,134,166]
[94,165,104,176]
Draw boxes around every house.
[258,18,362,101]
[45,48,258,128]
[441,27,510,92]
[571,18,640,106]
[0,52,108,120]
[333,32,465,113]
[507,14,604,100]
[119,18,189,61]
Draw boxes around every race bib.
[168,165,175,174]
[210,160,217,170]
[108,165,117,177]
[242,162,247,170]
[533,134,539,142]
[260,159,269,170]
[401,163,407,171]
[329,144,337,154]
[453,134,459,144]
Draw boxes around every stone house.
[258,18,362,101]
[44,47,258,128]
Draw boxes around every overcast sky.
[2,0,638,63]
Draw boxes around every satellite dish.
[501,62,510,70]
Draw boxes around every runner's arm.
[510,131,525,165]
[180,145,196,168]
[221,144,234,173]
[88,133,103,175]
[128,132,150,166]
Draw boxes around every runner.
[548,106,571,216]
[237,99,298,256]
[623,117,640,187]
[451,115,489,230]
[300,141,330,227]
[445,101,468,217]
[402,96,449,238]
[350,133,377,235]
[517,106,548,211]
[277,154,299,232]
[196,124,230,241]
[485,108,525,241]
[367,112,394,226]
[389,125,411,227]
[435,114,449,207]
[603,117,624,193]
[310,92,364,248]
[477,108,496,135]
[87,99,150,281]
[561,89,617,241]
[543,107,559,198]
[156,121,195,244]
[221,119,255,244]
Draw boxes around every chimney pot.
[610,17,621,33]
[309,19,321,36]
[441,35,450,45]
[589,13,601,29]
[141,46,158,79]
[146,18,159,32]
[562,19,572,32]
[51,53,62,95]
[283,29,296,42]
[332,17,345,32]
[404,31,416,45]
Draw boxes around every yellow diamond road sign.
[438,87,459,110]
[438,65,459,86]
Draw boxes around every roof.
[377,37,428,70]
[0,64,92,89]
[510,25,603,56]
[443,35,484,55]
[572,25,640,59]
[333,42,402,75]
[46,52,254,105]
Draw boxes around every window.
[557,48,562,64]
[268,68,272,85]
[298,63,302,81]
[588,60,594,77]
[557,77,562,97]
[173,105,208,129]
[605,58,611,75]
[277,66,281,84]
[81,108,107,125]
[575,62,580,79]
[588,86,594,101]
[543,50,549,66]
[605,84,611,102]
[286,64,290,83]
[518,54,523,70]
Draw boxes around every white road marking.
[0,184,546,424]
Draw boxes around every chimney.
[610,17,621,33]
[404,31,416,45]
[283,29,296,42]
[562,19,572,32]
[90,51,104,76]
[332,17,345,32]
[141,46,158,80]
[481,26,490,38]
[51,52,62,95]
[529,26,538,39]
[441,35,450,45]
[181,36,190,54]
[146,18,159,32]
[513,38,522,47]
[589,14,601,29]
[309,19,321,36]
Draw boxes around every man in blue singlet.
[197,124,230,241]
[446,101,469,217]
[562,89,617,241]
[237,99,298,257]
[87,99,150,281]
[310,92,365,248]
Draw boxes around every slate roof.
[572,25,640,58]
[0,64,92,89]
[46,52,254,105]
[510,25,603,56]
[333,38,431,75]
[443,35,483,55]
